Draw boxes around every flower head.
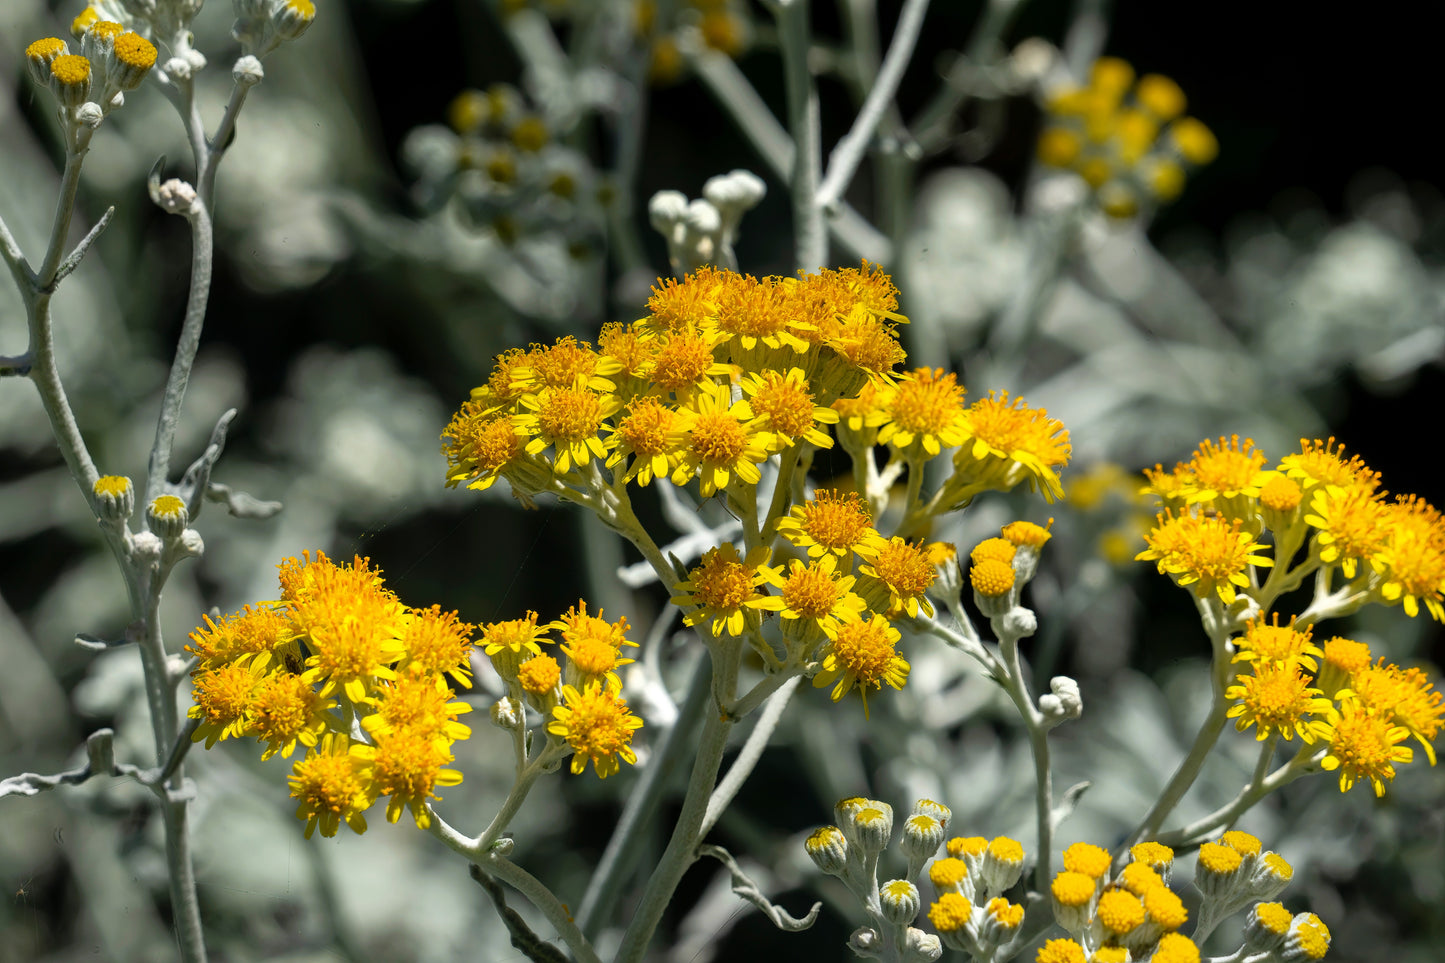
[605,395,687,486]
[738,367,837,450]
[1136,510,1272,604]
[1319,700,1414,795]
[812,610,908,716]
[480,610,551,681]
[774,489,882,560]
[876,367,968,459]
[857,536,938,618]
[671,543,777,637]
[355,726,463,829]
[548,683,644,778]
[955,391,1071,501]
[670,380,774,497]
[758,553,865,645]
[288,734,372,839]
[1226,662,1333,743]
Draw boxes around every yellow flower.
[1372,494,1445,620]
[670,380,774,497]
[1277,437,1378,495]
[738,367,838,450]
[830,381,890,451]
[927,892,972,935]
[509,336,615,395]
[670,543,778,637]
[188,663,260,749]
[186,605,296,671]
[1061,841,1111,879]
[481,610,551,682]
[1315,636,1373,699]
[250,671,332,761]
[441,401,527,491]
[646,325,731,399]
[955,390,1071,501]
[513,376,621,474]
[399,605,475,689]
[645,271,720,333]
[362,669,472,745]
[812,610,908,716]
[355,726,464,829]
[548,683,644,778]
[1136,510,1272,604]
[876,367,969,459]
[757,553,866,644]
[1180,435,1269,510]
[1231,615,1321,672]
[1347,659,1443,765]
[1035,939,1086,963]
[857,536,938,618]
[605,395,688,486]
[1305,482,1390,579]
[552,600,636,691]
[1319,701,1413,796]
[288,733,372,839]
[286,554,410,705]
[774,489,882,560]
[1225,662,1333,742]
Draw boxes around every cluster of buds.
[1040,833,1329,962]
[805,797,956,962]
[923,834,1029,959]
[966,520,1054,620]
[23,20,157,134]
[403,83,601,253]
[1036,57,1217,219]
[231,0,318,58]
[648,169,767,274]
[92,475,203,566]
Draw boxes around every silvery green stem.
[703,675,801,835]
[576,653,712,937]
[684,44,891,263]
[815,0,932,210]
[1159,749,1317,850]
[428,815,605,963]
[614,647,740,962]
[771,0,827,272]
[1121,596,1232,857]
[997,622,1054,892]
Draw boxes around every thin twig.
[816,0,932,209]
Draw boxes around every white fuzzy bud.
[1039,675,1082,726]
[901,927,942,963]
[231,54,263,87]
[1001,606,1037,639]
[163,56,191,81]
[648,189,688,233]
[152,178,199,216]
[847,927,883,959]
[490,697,525,730]
[77,101,104,129]
[879,880,921,926]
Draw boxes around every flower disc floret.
[1094,889,1144,935]
[1036,939,1086,963]
[1051,871,1096,907]
[1061,841,1111,878]
[970,558,1015,598]
[927,892,972,933]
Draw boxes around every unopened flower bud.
[979,836,1024,898]
[647,189,688,232]
[901,814,946,875]
[1242,901,1293,954]
[804,825,849,877]
[109,32,156,94]
[270,0,316,42]
[93,475,134,523]
[1279,913,1330,962]
[852,804,893,856]
[979,897,1024,946]
[490,696,525,730]
[153,178,199,216]
[145,494,188,540]
[77,101,104,128]
[1039,675,1082,725]
[1001,606,1036,639]
[232,54,264,87]
[1247,851,1294,902]
[879,879,921,926]
[1193,841,1244,902]
[901,927,942,963]
[847,926,882,959]
[163,56,192,81]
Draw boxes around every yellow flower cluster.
[480,602,646,779]
[1037,57,1217,218]
[443,264,1068,507]
[925,834,1029,953]
[1138,436,1444,795]
[187,552,475,837]
[442,265,1068,716]
[634,0,754,84]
